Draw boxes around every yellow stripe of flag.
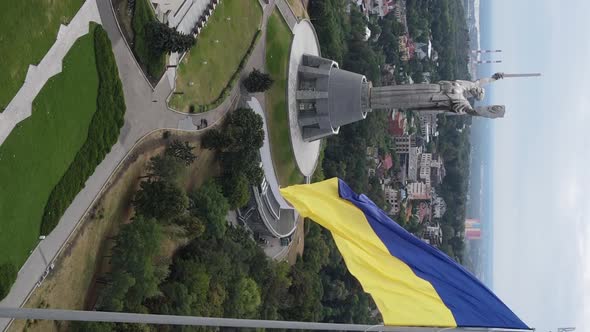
[280,178,456,327]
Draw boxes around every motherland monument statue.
[294,54,540,142]
[369,72,508,118]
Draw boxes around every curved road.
[0,0,278,330]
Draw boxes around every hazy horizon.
[480,1,589,330]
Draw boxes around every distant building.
[418,113,438,141]
[369,0,394,17]
[419,162,432,187]
[416,201,431,223]
[388,110,407,137]
[393,134,417,154]
[423,223,443,246]
[384,186,400,215]
[431,193,447,219]
[418,153,444,187]
[465,218,481,240]
[414,41,432,60]
[407,146,422,182]
[238,176,297,239]
[391,2,404,23]
[381,63,396,85]
[381,153,393,172]
[398,35,415,62]
[407,181,431,201]
[366,146,381,177]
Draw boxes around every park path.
[276,0,298,31]
[0,1,232,330]
[0,0,101,146]
[0,0,280,331]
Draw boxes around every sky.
[482,0,590,330]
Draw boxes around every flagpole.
[0,307,532,332]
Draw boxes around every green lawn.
[0,0,83,110]
[169,0,262,112]
[265,10,303,186]
[0,25,99,267]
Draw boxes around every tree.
[232,277,261,318]
[70,321,114,332]
[201,128,231,151]
[243,69,274,93]
[145,21,195,54]
[189,180,230,239]
[367,176,385,208]
[100,216,166,312]
[220,172,251,209]
[225,108,264,152]
[166,140,197,165]
[205,108,264,153]
[158,282,193,315]
[220,149,263,185]
[134,180,189,221]
[143,154,183,182]
[259,261,292,320]
[0,262,17,299]
[173,214,205,237]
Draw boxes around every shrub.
[244,68,274,92]
[39,26,126,235]
[0,263,17,299]
[132,0,166,79]
[145,21,195,54]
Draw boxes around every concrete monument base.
[286,20,321,177]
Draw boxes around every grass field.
[7,131,219,332]
[7,145,148,332]
[0,25,99,268]
[265,10,303,186]
[169,0,262,112]
[0,0,83,110]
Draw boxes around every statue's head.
[474,105,506,118]
[471,87,485,101]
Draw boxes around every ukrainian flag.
[280,178,529,329]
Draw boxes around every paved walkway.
[0,0,101,146]
[0,1,235,330]
[276,0,298,31]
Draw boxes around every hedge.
[0,263,17,299]
[191,29,262,113]
[39,25,126,235]
[132,0,166,79]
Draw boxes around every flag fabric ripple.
[280,178,529,330]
